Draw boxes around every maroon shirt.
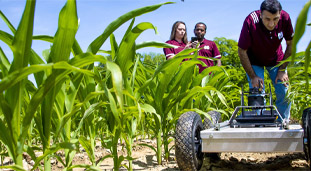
[238,10,294,66]
[163,39,186,59]
[197,39,221,73]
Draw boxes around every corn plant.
[135,49,227,164]
[287,0,311,119]
[287,52,311,119]
[290,0,311,91]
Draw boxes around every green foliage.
[0,1,310,171]
[214,37,241,67]
[288,0,311,119]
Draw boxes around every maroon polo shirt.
[238,10,294,66]
[197,39,221,73]
[163,39,186,59]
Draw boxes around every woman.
[163,21,190,60]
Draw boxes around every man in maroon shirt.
[238,0,294,121]
[192,22,222,73]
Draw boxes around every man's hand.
[191,40,199,48]
[251,76,264,88]
[185,42,192,49]
[275,71,289,87]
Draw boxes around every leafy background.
[0,0,310,171]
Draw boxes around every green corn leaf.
[104,85,121,127]
[32,142,76,170]
[117,156,125,169]
[138,103,154,113]
[116,22,157,76]
[131,54,140,88]
[122,18,135,43]
[179,86,217,107]
[0,119,14,161]
[163,60,202,114]
[52,154,65,168]
[106,60,124,110]
[87,2,174,54]
[32,35,53,42]
[4,1,36,166]
[72,39,83,56]
[0,165,26,171]
[10,0,35,72]
[304,41,311,92]
[0,10,16,34]
[136,41,178,50]
[291,0,311,63]
[137,143,157,154]
[33,35,83,56]
[109,34,118,60]
[136,55,192,99]
[0,30,14,48]
[192,66,224,86]
[48,0,78,63]
[19,63,103,145]
[56,91,108,137]
[0,47,10,77]
[74,102,105,136]
[79,136,95,164]
[96,154,113,167]
[98,50,111,55]
[29,49,46,86]
[0,62,97,93]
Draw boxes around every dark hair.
[170,21,188,44]
[194,22,207,31]
[260,0,282,14]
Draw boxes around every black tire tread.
[175,111,203,171]
[203,111,222,130]
[302,108,311,163]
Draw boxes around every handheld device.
[191,37,198,42]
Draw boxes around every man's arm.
[279,40,292,70]
[238,47,263,87]
[275,40,292,86]
[216,59,221,66]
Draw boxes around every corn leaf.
[87,2,173,54]
[48,0,78,63]
[79,136,95,164]
[0,10,16,34]
[106,60,124,110]
[291,0,311,62]
[0,30,14,48]
[0,165,25,171]
[136,41,178,49]
[3,0,36,165]
[116,22,157,76]
[0,47,10,77]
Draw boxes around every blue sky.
[1,0,311,63]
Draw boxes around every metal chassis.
[200,84,304,153]
[200,105,304,153]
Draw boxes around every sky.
[1,0,311,63]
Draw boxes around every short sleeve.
[212,42,221,59]
[238,19,251,50]
[282,12,294,41]
[163,40,175,59]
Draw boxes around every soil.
[9,139,308,170]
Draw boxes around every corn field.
[0,0,310,170]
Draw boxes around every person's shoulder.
[245,10,260,25]
[280,10,291,20]
[166,39,179,45]
[203,39,217,46]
